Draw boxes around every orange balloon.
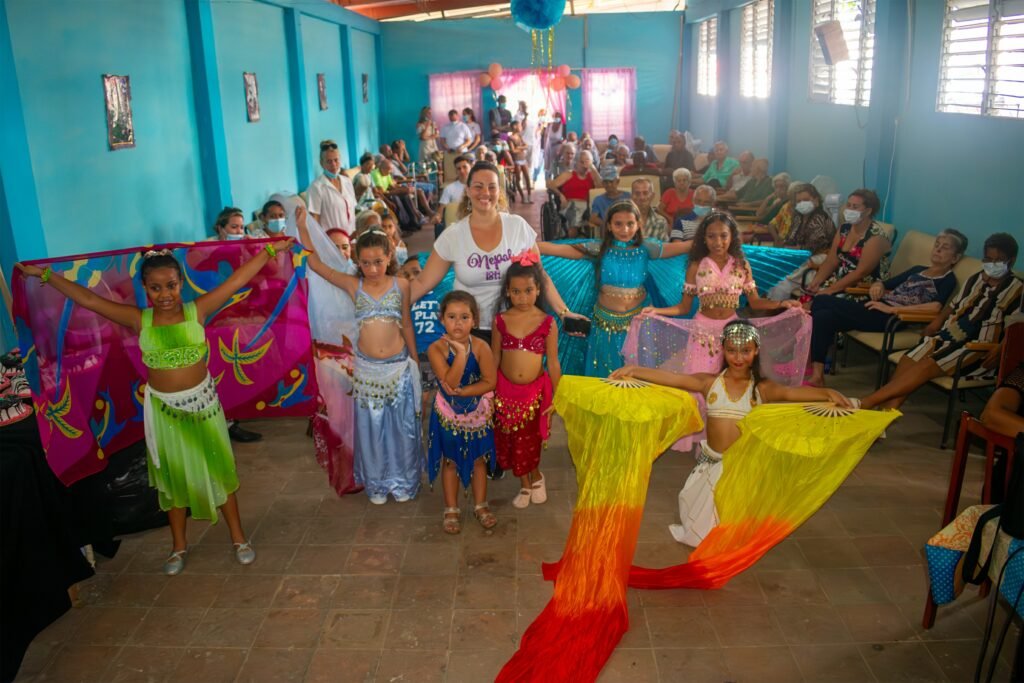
[557,64,571,77]
[479,73,492,87]
[491,77,504,91]
[566,74,581,89]
[488,63,503,78]
[550,76,566,91]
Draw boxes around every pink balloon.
[491,77,504,91]
[566,74,581,89]
[557,64,571,77]
[550,76,566,91]
[488,63,503,78]
[479,73,492,87]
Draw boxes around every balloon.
[488,63,504,78]
[566,74,581,89]
[557,64,571,78]
[491,77,504,91]
[550,76,566,91]
[510,0,567,31]
[479,73,492,87]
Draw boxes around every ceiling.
[330,0,685,22]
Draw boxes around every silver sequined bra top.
[354,279,403,328]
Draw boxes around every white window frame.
[696,17,718,97]
[938,0,1024,118]
[740,0,774,98]
[809,0,877,106]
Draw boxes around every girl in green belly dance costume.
[18,238,292,575]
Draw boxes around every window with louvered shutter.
[740,0,774,98]
[809,0,876,106]
[697,17,718,96]
[938,0,1024,118]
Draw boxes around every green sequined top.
[139,301,208,370]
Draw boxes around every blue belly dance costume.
[352,278,423,502]
[427,346,496,488]
[580,238,663,377]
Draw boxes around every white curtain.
[429,72,483,131]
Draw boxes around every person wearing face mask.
[766,184,837,301]
[763,181,804,245]
[246,200,287,238]
[670,184,715,243]
[804,188,891,300]
[462,107,482,150]
[859,233,1022,411]
[603,135,620,163]
[489,95,513,141]
[307,139,357,235]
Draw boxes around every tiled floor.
[15,194,1017,682]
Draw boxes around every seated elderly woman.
[659,168,695,222]
[702,140,739,188]
[549,149,601,237]
[767,183,838,300]
[670,184,715,243]
[621,151,660,176]
[748,172,790,222]
[610,144,631,169]
[981,359,1024,437]
[553,142,577,177]
[860,233,1022,410]
[804,188,891,300]
[763,181,805,245]
[806,229,967,387]
[720,158,773,204]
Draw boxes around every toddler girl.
[491,253,561,508]
[427,291,498,533]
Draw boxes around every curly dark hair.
[353,229,398,277]
[688,211,745,266]
[984,232,1019,263]
[498,260,547,315]
[140,251,183,283]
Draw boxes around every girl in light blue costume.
[296,209,422,504]
[538,200,692,377]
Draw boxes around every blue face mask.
[324,169,338,179]
[693,205,711,217]
[498,102,506,110]
[267,218,286,233]
[224,233,244,241]
[462,115,469,122]
[609,139,618,149]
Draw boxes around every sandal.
[530,473,548,505]
[443,507,461,535]
[512,488,532,509]
[473,503,497,530]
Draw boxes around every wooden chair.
[921,411,1018,628]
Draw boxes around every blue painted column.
[284,7,312,187]
[714,9,731,143]
[768,0,791,172]
[0,0,46,276]
[184,0,232,225]
[864,0,908,220]
[339,25,359,167]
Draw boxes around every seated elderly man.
[860,233,1023,410]
[611,144,631,169]
[662,131,695,177]
[631,177,669,242]
[371,158,430,228]
[633,135,659,163]
[440,109,473,154]
[702,141,739,188]
[621,151,660,176]
[726,151,756,193]
[671,184,715,243]
[589,165,628,231]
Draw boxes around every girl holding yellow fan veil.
[612,319,852,546]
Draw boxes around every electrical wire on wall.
[880,0,914,219]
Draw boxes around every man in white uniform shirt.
[440,110,473,153]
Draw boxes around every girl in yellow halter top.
[612,319,852,546]
[17,238,292,575]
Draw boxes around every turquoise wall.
[6,0,205,253]
[350,29,380,158]
[302,15,349,165]
[213,0,297,225]
[0,0,378,267]
[379,14,685,159]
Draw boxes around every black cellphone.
[562,316,592,336]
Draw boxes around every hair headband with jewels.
[512,250,540,266]
[721,321,760,347]
[357,228,390,243]
[142,248,174,259]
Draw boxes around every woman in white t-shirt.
[411,161,586,339]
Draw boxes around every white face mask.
[982,261,1009,279]
[843,209,862,224]
[795,201,815,215]
[224,233,244,241]
[267,218,287,232]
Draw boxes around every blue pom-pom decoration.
[510,0,566,30]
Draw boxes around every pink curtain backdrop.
[582,67,636,142]
[493,68,567,122]
[11,239,317,485]
[429,71,483,131]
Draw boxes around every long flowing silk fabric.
[497,376,702,682]
[11,239,316,485]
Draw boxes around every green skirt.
[144,374,239,522]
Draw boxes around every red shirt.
[561,171,596,201]
[661,187,694,219]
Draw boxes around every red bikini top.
[497,314,552,355]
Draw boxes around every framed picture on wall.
[317,73,328,110]
[361,73,369,103]
[102,74,135,150]
[243,72,260,122]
